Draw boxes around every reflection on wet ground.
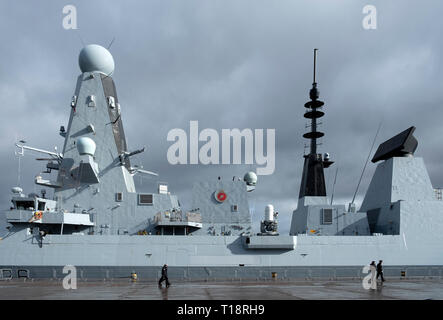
[0,279,442,300]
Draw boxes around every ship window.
[231,205,238,212]
[15,201,34,210]
[321,209,333,225]
[115,193,123,202]
[37,201,45,211]
[138,194,153,205]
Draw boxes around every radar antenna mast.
[298,48,333,198]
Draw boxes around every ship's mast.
[298,49,333,199]
[307,48,322,155]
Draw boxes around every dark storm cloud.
[1,0,442,233]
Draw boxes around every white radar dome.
[79,44,115,75]
[243,171,257,186]
[11,187,23,194]
[77,137,96,156]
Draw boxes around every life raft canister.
[215,190,227,203]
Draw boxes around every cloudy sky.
[1,0,442,234]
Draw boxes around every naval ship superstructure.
[1,45,443,280]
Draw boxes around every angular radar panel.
[371,126,418,163]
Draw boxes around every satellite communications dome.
[243,171,257,186]
[78,44,115,75]
[11,187,23,194]
[77,137,96,156]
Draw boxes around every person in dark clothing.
[376,260,385,282]
[158,264,170,288]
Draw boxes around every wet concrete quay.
[0,279,442,300]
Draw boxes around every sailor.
[369,261,377,289]
[376,260,385,283]
[158,264,170,288]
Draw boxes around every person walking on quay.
[158,264,171,288]
[377,260,385,283]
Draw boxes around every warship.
[1,45,443,281]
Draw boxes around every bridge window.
[15,201,34,210]
[38,201,45,211]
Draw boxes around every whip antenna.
[351,121,383,205]
[108,36,115,49]
[331,165,339,205]
[313,48,318,84]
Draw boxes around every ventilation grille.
[138,194,153,205]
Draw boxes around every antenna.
[313,48,318,84]
[14,137,24,187]
[330,165,339,205]
[351,121,383,205]
[101,38,116,80]
[108,36,116,49]
[298,48,331,198]
[77,33,85,47]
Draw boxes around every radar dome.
[11,187,23,194]
[243,171,257,186]
[77,137,96,156]
[79,44,115,75]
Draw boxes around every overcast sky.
[1,0,442,233]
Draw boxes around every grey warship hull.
[2,230,443,280]
[2,45,443,281]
